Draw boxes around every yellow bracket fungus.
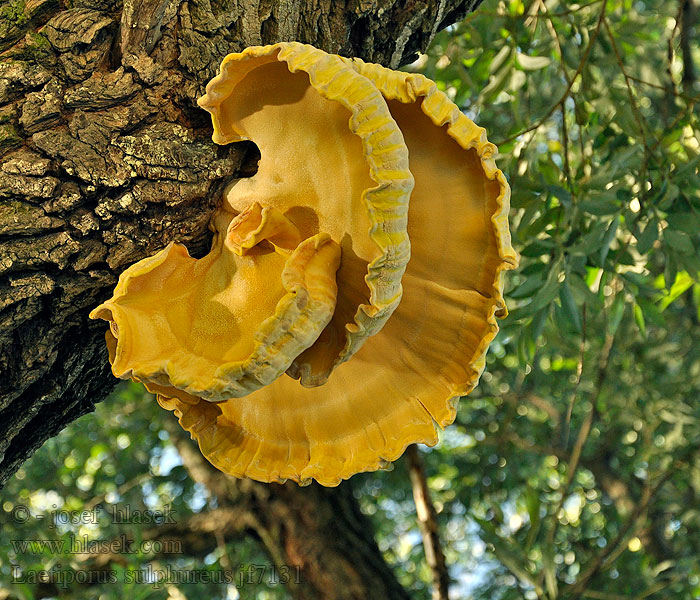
[90,42,518,487]
[91,203,341,402]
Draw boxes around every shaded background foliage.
[1,0,699,598]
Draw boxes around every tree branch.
[405,444,451,600]
[680,0,697,86]
[568,469,675,598]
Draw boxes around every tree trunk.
[0,0,482,596]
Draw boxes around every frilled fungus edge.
[346,57,519,429]
[197,42,415,382]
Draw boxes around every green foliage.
[0,383,283,599]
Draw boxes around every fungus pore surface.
[91,42,517,486]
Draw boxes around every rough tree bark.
[0,1,483,597]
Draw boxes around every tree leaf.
[599,216,620,266]
[665,230,695,255]
[559,279,582,333]
[524,487,542,550]
[607,293,626,335]
[658,271,694,311]
[569,221,608,254]
[511,273,545,299]
[475,517,541,590]
[580,193,619,215]
[532,306,549,341]
[516,53,551,70]
[665,212,700,235]
[636,220,658,254]
[634,301,646,337]
[490,44,514,73]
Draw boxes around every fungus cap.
[90,207,342,402]
[91,43,517,487]
[153,47,517,486]
[91,43,414,403]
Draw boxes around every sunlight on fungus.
[91,42,517,486]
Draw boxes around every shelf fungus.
[91,42,518,486]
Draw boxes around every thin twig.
[561,103,574,195]
[667,1,685,101]
[633,577,682,600]
[541,328,615,584]
[84,472,150,511]
[563,304,587,448]
[543,4,573,86]
[680,0,697,85]
[405,444,451,600]
[626,74,698,101]
[581,590,631,600]
[527,0,604,18]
